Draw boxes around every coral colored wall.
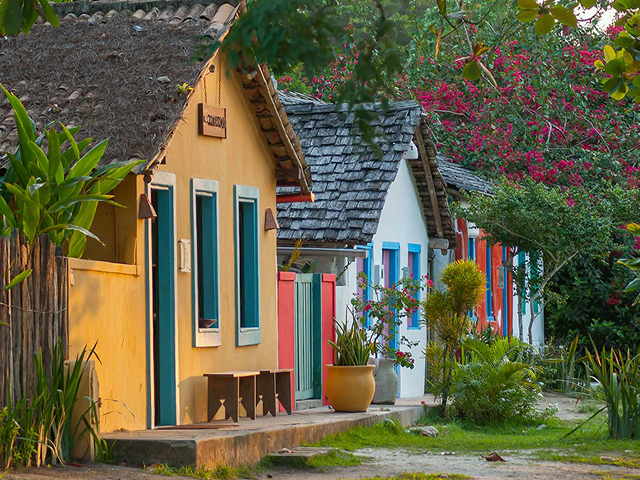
[276,272,336,407]
[455,218,510,337]
[321,274,336,406]
[277,272,296,411]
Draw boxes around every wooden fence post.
[0,233,69,407]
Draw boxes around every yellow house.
[0,0,311,432]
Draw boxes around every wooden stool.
[203,371,259,423]
[257,369,294,416]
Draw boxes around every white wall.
[511,253,545,346]
[370,159,430,397]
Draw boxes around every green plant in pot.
[326,318,376,412]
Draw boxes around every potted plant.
[348,273,431,404]
[326,318,376,412]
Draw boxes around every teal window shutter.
[486,243,494,320]
[234,185,261,346]
[191,179,221,348]
[518,251,527,315]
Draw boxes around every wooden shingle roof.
[277,92,457,248]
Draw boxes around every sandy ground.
[6,451,640,480]
[5,394,634,480]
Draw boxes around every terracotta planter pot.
[325,364,376,412]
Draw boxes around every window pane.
[239,200,259,329]
[196,194,218,329]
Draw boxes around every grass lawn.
[314,413,640,462]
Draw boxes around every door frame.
[145,171,180,429]
[293,273,322,401]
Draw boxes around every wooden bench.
[204,369,294,422]
[204,371,259,423]
[257,368,294,416]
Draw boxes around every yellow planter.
[325,364,376,412]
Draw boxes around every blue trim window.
[468,237,476,319]
[407,243,421,329]
[191,179,221,348]
[502,246,508,337]
[382,242,400,351]
[486,244,494,321]
[234,185,260,346]
[356,243,373,327]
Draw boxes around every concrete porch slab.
[104,396,431,470]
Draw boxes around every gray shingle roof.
[437,157,493,194]
[276,93,422,246]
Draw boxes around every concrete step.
[104,400,428,470]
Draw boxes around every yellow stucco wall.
[157,57,278,425]
[68,56,279,431]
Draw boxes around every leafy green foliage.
[0,0,59,37]
[450,336,542,424]
[422,260,485,412]
[0,85,141,264]
[459,179,639,344]
[350,273,426,368]
[585,343,640,439]
[548,246,640,351]
[619,222,640,305]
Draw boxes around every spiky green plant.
[585,344,640,439]
[0,85,142,287]
[328,318,375,366]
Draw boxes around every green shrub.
[422,259,485,412]
[450,336,542,424]
[0,343,98,468]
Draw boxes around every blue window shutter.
[408,243,421,329]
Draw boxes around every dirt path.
[4,394,618,480]
[6,451,640,480]
[262,448,640,480]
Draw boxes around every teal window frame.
[234,185,261,346]
[486,243,494,321]
[407,243,421,329]
[518,251,527,315]
[191,179,221,348]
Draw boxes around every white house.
[276,92,457,399]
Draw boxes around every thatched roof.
[0,0,311,192]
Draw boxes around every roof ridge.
[54,0,237,17]
[282,97,421,116]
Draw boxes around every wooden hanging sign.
[198,103,227,139]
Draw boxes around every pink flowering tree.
[349,272,432,369]
[460,179,638,344]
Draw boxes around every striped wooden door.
[294,274,315,400]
